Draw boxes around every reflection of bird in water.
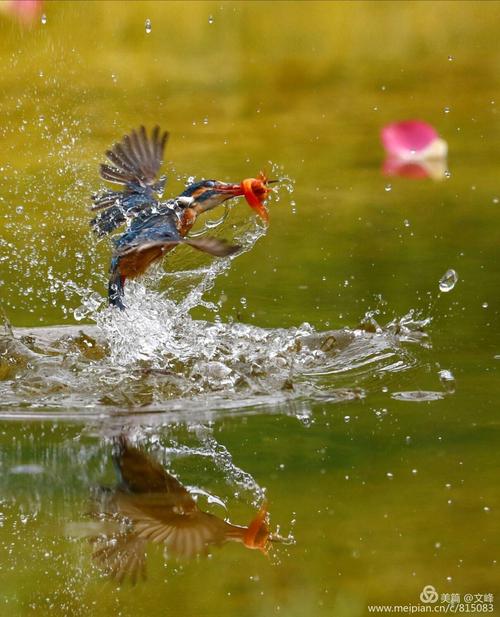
[89,437,283,584]
[90,126,273,309]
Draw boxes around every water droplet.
[16,206,24,214]
[438,369,455,394]
[492,197,499,204]
[483,506,490,512]
[384,184,392,192]
[444,170,451,179]
[240,297,247,307]
[145,18,152,34]
[386,472,394,479]
[41,13,47,25]
[403,219,410,227]
[447,55,454,62]
[343,415,350,423]
[439,269,458,292]
[438,369,454,383]
[411,469,418,475]
[208,15,214,24]
[202,117,208,125]
[482,302,488,309]
[73,306,87,321]
[444,106,451,114]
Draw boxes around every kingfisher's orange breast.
[178,207,197,236]
[119,246,168,278]
[118,208,199,280]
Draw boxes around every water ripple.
[0,204,432,418]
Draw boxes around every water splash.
[0,305,431,418]
[439,268,458,292]
[0,164,433,418]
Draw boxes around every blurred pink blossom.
[381,120,447,161]
[1,0,43,24]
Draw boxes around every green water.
[0,2,499,615]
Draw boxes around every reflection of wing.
[92,532,147,585]
[114,492,231,559]
[109,438,232,559]
[113,436,195,505]
[90,126,169,236]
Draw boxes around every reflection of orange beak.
[243,503,270,554]
[241,173,273,223]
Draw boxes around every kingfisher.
[90,126,273,309]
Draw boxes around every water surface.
[0,2,499,615]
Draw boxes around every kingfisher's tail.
[108,257,126,310]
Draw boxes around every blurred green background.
[0,2,499,616]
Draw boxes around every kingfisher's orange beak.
[241,172,274,223]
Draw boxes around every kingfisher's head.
[180,174,276,222]
[181,180,244,213]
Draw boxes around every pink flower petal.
[5,0,43,23]
[381,120,439,158]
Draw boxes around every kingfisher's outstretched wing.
[90,126,169,237]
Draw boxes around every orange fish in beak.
[241,172,275,223]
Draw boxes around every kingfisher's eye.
[204,181,215,188]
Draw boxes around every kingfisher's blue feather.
[90,125,169,236]
[91,189,160,236]
[114,212,181,253]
